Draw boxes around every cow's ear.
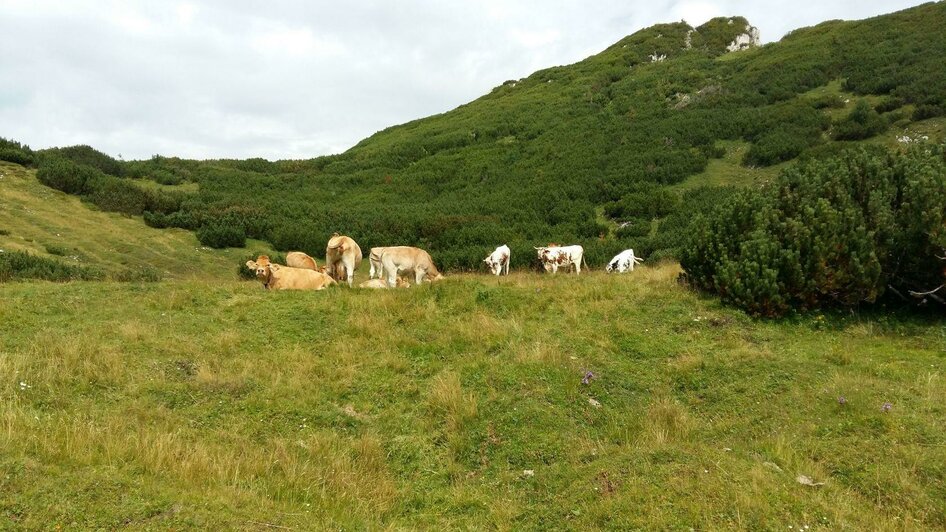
[269,263,280,271]
[246,260,257,269]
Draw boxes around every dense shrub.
[0,137,34,166]
[197,222,246,249]
[0,250,103,282]
[38,145,124,176]
[833,101,888,140]
[744,125,821,167]
[682,146,946,316]
[913,104,945,121]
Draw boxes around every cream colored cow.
[358,278,411,289]
[325,233,363,286]
[380,246,444,287]
[368,246,391,279]
[286,251,325,272]
[246,256,335,290]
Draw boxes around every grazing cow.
[535,244,586,275]
[606,249,643,273]
[380,246,444,287]
[286,251,321,272]
[483,244,511,276]
[325,233,363,287]
[246,256,335,290]
[368,246,392,279]
[358,277,411,289]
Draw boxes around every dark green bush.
[913,104,945,121]
[682,146,946,316]
[36,158,100,195]
[833,101,888,140]
[0,138,34,166]
[38,145,124,176]
[197,222,246,249]
[0,250,103,282]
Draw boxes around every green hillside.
[5,3,945,273]
[0,161,274,280]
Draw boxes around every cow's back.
[287,251,317,270]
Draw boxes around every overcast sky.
[0,0,930,160]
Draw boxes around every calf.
[483,244,511,276]
[606,249,643,273]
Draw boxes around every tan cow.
[368,246,391,279]
[246,256,335,290]
[325,233,363,286]
[380,246,444,287]
[286,251,321,272]
[358,278,411,289]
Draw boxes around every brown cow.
[246,256,335,290]
[325,233,363,287]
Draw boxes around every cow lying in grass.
[380,246,444,287]
[286,251,326,273]
[246,256,335,290]
[359,278,411,289]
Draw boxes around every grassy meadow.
[2,265,944,529]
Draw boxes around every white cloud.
[0,0,931,160]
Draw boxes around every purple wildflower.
[838,396,846,405]
[581,371,595,385]
[881,402,892,413]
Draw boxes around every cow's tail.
[582,254,588,271]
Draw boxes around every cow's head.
[246,256,275,284]
[396,277,411,288]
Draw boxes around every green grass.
[672,140,786,191]
[2,264,944,529]
[0,162,273,280]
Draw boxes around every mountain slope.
[0,161,274,280]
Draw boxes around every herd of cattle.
[245,233,643,290]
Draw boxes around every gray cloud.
[0,0,928,160]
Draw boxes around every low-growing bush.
[913,103,945,121]
[682,145,946,316]
[0,250,103,282]
[197,222,246,249]
[833,101,888,140]
[112,266,163,282]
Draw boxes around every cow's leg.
[504,259,509,276]
[345,259,355,287]
[575,260,581,276]
[369,261,376,279]
[415,268,425,285]
[385,265,398,288]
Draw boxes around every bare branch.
[908,285,944,298]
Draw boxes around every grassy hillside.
[0,161,274,280]
[2,266,944,528]
[9,3,946,272]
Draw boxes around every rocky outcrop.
[726,24,760,52]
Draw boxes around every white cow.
[535,245,586,275]
[606,249,643,273]
[483,244,511,276]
